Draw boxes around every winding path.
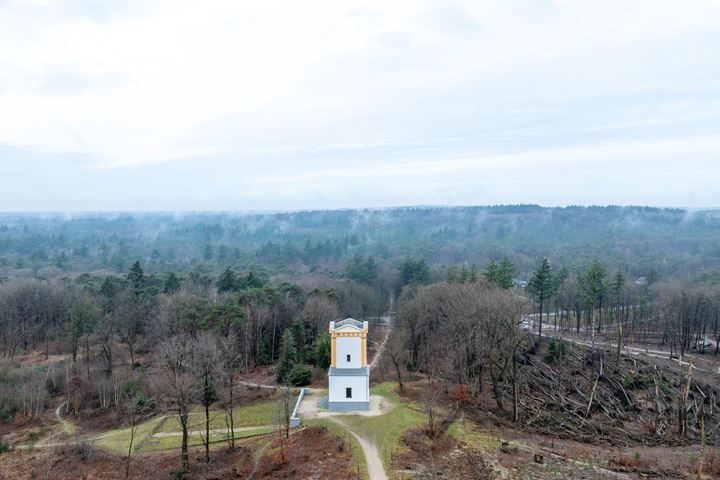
[331,417,387,480]
[20,316,395,480]
[297,314,393,480]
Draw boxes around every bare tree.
[218,335,241,449]
[123,393,150,480]
[154,335,196,473]
[192,333,221,463]
[98,314,114,375]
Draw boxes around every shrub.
[72,440,94,462]
[544,338,566,363]
[133,392,155,413]
[0,402,13,422]
[622,373,654,390]
[172,466,188,479]
[0,439,11,454]
[289,364,312,386]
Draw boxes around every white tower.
[326,318,370,411]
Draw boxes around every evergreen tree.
[611,268,624,295]
[581,258,607,331]
[527,258,554,346]
[483,260,498,284]
[203,244,214,261]
[216,267,237,293]
[485,258,514,288]
[127,260,145,294]
[257,337,272,365]
[446,265,459,283]
[400,258,431,285]
[217,244,228,262]
[344,254,378,284]
[460,264,468,283]
[100,276,117,298]
[610,268,625,307]
[312,334,331,369]
[290,319,307,362]
[276,328,298,383]
[163,272,181,294]
[647,267,659,285]
[288,364,312,386]
[553,266,569,292]
[496,257,515,289]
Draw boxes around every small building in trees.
[325,318,370,411]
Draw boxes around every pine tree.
[483,261,498,284]
[127,261,145,295]
[527,258,554,346]
[163,272,181,294]
[290,319,307,362]
[312,334,331,369]
[496,257,515,289]
[217,244,228,262]
[611,268,625,303]
[100,276,117,298]
[257,337,272,365]
[276,329,298,383]
[581,259,607,332]
[216,267,238,293]
[486,258,514,288]
[203,244,214,261]
[400,258,430,285]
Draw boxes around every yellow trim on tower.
[331,336,337,368]
[361,336,366,367]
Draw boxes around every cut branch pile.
[508,343,720,448]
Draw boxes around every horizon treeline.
[2,205,720,286]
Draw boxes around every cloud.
[0,1,719,209]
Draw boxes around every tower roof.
[334,318,364,329]
[329,317,368,332]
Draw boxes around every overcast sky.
[1,1,719,211]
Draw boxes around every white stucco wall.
[329,375,369,402]
[335,336,362,368]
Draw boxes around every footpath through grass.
[301,419,370,480]
[95,397,280,454]
[154,396,279,433]
[337,383,425,473]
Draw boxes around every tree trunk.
[490,369,503,411]
[512,354,519,422]
[615,323,623,367]
[85,334,91,380]
[128,341,135,368]
[228,387,235,450]
[205,402,210,463]
[125,423,137,480]
[538,298,544,348]
[678,361,692,437]
[390,352,404,391]
[180,412,189,471]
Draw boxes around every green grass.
[304,419,369,480]
[95,416,167,454]
[447,417,501,451]
[94,396,282,454]
[154,397,280,433]
[337,383,425,473]
[95,419,275,454]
